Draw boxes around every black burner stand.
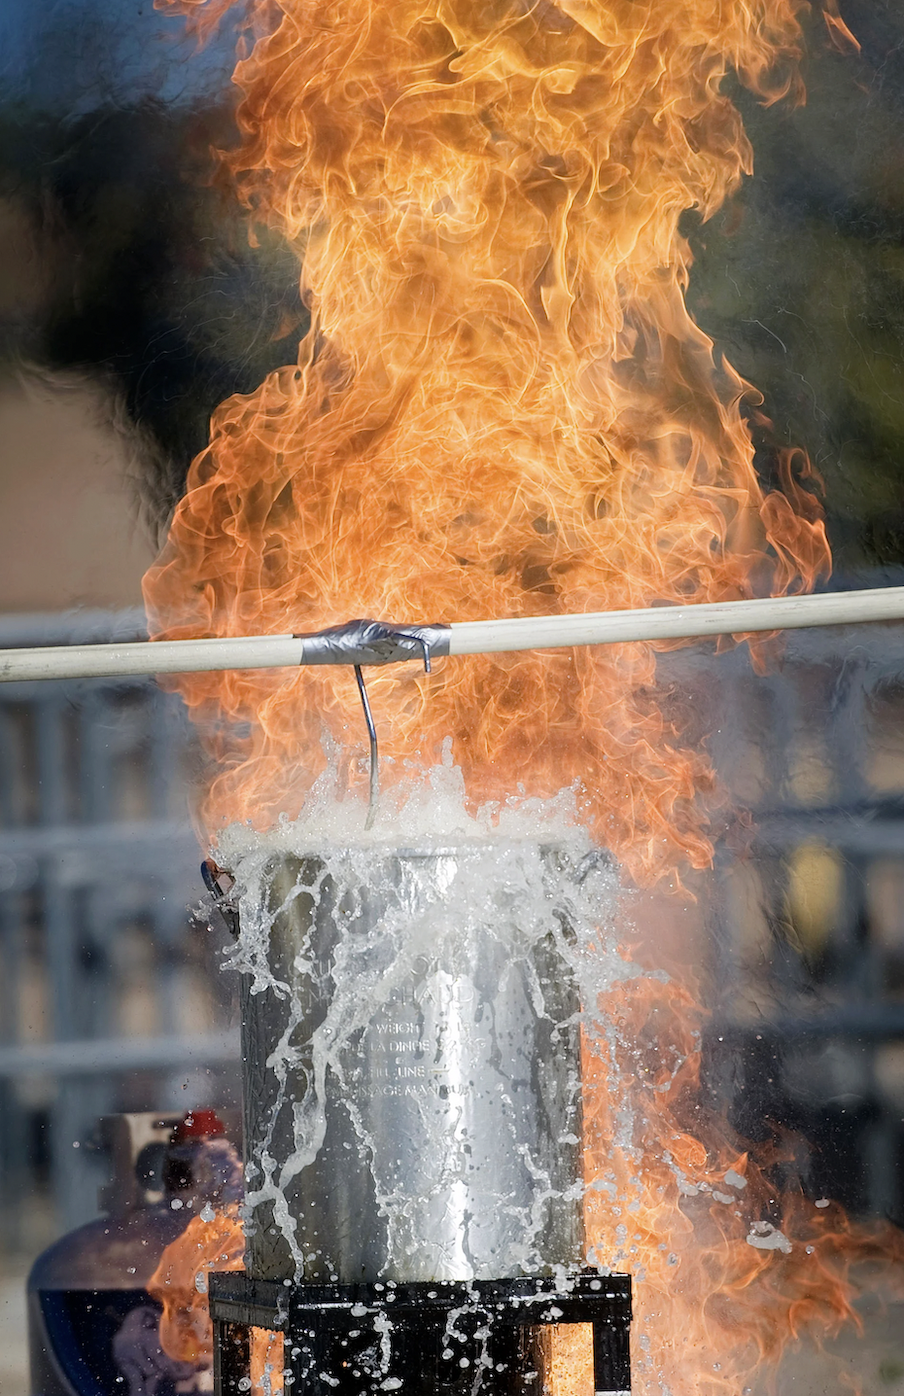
[210,1271,631,1396]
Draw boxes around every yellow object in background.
[786,843,844,958]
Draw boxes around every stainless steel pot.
[238,843,585,1284]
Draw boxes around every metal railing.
[5,600,904,1247]
[0,609,239,1253]
[686,615,904,1221]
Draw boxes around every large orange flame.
[145,0,835,881]
[142,3,894,1393]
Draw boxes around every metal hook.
[201,858,239,939]
[393,631,433,674]
[354,664,379,830]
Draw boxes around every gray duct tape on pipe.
[296,619,451,669]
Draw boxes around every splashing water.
[207,767,904,1394]
[218,761,635,1284]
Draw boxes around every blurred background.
[3,0,904,1391]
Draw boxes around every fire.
[148,1208,284,1394]
[148,1209,243,1367]
[144,0,835,883]
[580,957,904,1395]
[142,1,894,1393]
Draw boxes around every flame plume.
[145,0,833,879]
[143,3,892,1393]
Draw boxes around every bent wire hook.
[338,624,438,831]
[354,665,380,831]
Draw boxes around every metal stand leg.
[210,1273,631,1396]
[214,1319,251,1396]
[592,1318,631,1396]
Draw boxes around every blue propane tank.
[27,1110,242,1396]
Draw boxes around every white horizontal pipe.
[0,633,304,682]
[446,586,904,654]
[1,586,903,682]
